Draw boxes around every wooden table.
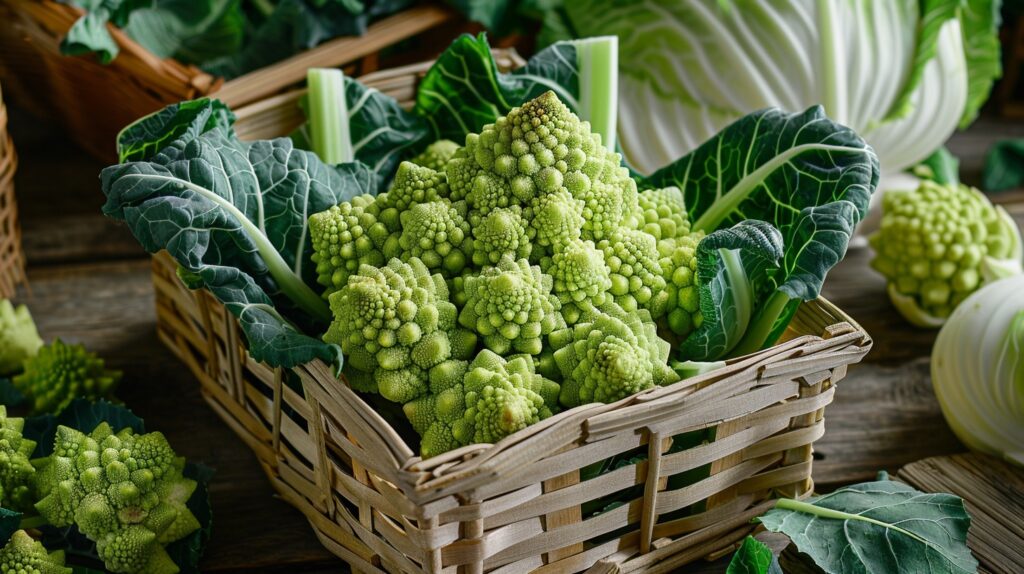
[7,107,1020,572]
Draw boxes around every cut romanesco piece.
[551,303,678,407]
[34,423,200,574]
[657,232,705,337]
[323,258,475,404]
[458,256,566,356]
[403,350,558,457]
[598,228,669,316]
[0,406,36,512]
[635,187,691,239]
[472,206,532,266]
[397,200,473,275]
[546,239,612,325]
[870,180,1024,327]
[309,194,391,300]
[0,530,71,574]
[409,140,460,172]
[13,339,122,415]
[0,300,43,375]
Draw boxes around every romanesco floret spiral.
[0,406,36,512]
[397,200,473,275]
[445,91,637,241]
[0,300,43,375]
[458,256,566,355]
[13,339,122,416]
[524,189,585,256]
[403,351,558,457]
[410,140,460,172]
[598,228,669,316]
[870,180,1024,327]
[0,530,71,574]
[309,194,391,300]
[546,239,612,325]
[376,162,450,229]
[551,303,678,407]
[34,423,200,574]
[636,187,691,239]
[324,258,474,404]
[472,206,532,266]
[657,233,705,337]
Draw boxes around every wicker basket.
[0,82,25,299]
[147,53,874,573]
[0,0,455,162]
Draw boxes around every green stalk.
[574,36,618,152]
[730,290,793,357]
[307,68,353,165]
[19,515,47,530]
[774,498,929,545]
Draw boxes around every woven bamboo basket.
[0,0,456,162]
[0,82,26,299]
[149,55,873,573]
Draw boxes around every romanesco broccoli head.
[552,303,678,407]
[397,200,473,275]
[34,423,199,574]
[13,340,122,415]
[323,258,468,403]
[635,187,691,240]
[546,239,612,325]
[309,194,391,299]
[598,228,669,316]
[0,530,71,574]
[0,406,36,512]
[377,162,450,226]
[0,300,43,376]
[471,206,532,266]
[657,233,705,337]
[869,180,1024,327]
[410,140,460,172]
[458,256,566,356]
[445,91,637,241]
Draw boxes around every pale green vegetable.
[932,275,1024,466]
[307,68,353,165]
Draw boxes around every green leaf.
[958,0,1002,128]
[0,378,27,409]
[726,536,782,574]
[916,146,961,186]
[759,479,978,574]
[0,507,20,544]
[61,4,121,64]
[884,0,961,122]
[983,139,1024,192]
[123,0,245,65]
[116,98,235,163]
[643,106,877,355]
[414,34,581,143]
[681,221,783,361]
[23,399,145,458]
[102,99,373,368]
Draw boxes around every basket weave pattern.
[0,83,25,299]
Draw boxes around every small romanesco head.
[0,300,43,375]
[598,228,669,317]
[524,189,585,255]
[397,200,473,275]
[471,206,532,267]
[0,406,36,513]
[377,162,451,225]
[551,303,678,408]
[13,339,122,416]
[657,232,705,337]
[409,140,460,172]
[309,194,390,299]
[870,180,1024,327]
[546,239,612,325]
[34,423,199,574]
[458,256,566,356]
[0,530,71,574]
[636,187,692,240]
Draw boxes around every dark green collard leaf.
[916,146,960,186]
[0,378,28,409]
[23,399,145,458]
[0,507,20,544]
[759,479,978,574]
[123,0,245,65]
[102,99,374,368]
[414,34,580,142]
[117,98,234,163]
[983,138,1024,192]
[62,8,121,64]
[293,77,431,188]
[726,536,782,574]
[643,106,877,354]
[681,221,783,361]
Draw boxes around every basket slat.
[0,82,26,299]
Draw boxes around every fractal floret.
[410,139,460,172]
[551,303,678,407]
[0,406,36,512]
[870,180,1024,327]
[0,530,71,574]
[458,256,566,355]
[636,187,691,240]
[471,206,532,266]
[403,350,559,457]
[13,339,122,415]
[34,423,200,574]
[396,200,473,275]
[309,194,391,299]
[324,258,475,403]
[445,91,638,241]
[525,189,585,255]
[0,299,43,375]
[376,162,451,226]
[598,228,669,316]
[546,238,612,324]
[657,232,705,337]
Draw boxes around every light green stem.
[731,290,793,357]
[774,498,929,545]
[307,68,353,165]
[574,36,618,152]
[18,515,47,530]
